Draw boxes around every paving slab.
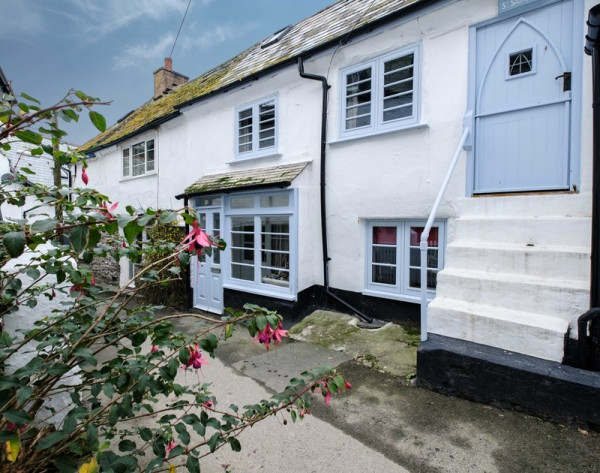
[231,340,352,392]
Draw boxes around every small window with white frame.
[341,44,420,139]
[365,220,445,301]
[235,95,278,159]
[122,138,155,178]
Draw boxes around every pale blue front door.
[193,209,223,314]
[473,1,574,193]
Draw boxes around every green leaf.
[14,129,42,145]
[228,437,241,452]
[3,231,26,257]
[60,108,79,122]
[123,221,143,244]
[174,423,190,445]
[130,330,147,347]
[53,455,77,473]
[25,267,41,280]
[108,404,119,426]
[3,409,32,426]
[68,225,89,253]
[118,439,137,452]
[87,227,101,248]
[88,111,106,132]
[16,386,32,406]
[255,316,268,331]
[87,423,98,450]
[186,455,200,473]
[159,211,177,224]
[208,432,221,453]
[20,92,40,104]
[36,431,66,450]
[139,427,153,442]
[31,218,58,233]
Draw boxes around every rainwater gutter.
[297,57,379,327]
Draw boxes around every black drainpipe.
[586,4,600,308]
[297,57,380,327]
[574,5,600,371]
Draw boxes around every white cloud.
[69,0,189,37]
[113,34,176,70]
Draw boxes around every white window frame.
[121,137,156,179]
[363,220,445,303]
[340,43,421,139]
[234,95,278,160]
[223,189,297,300]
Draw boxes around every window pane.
[410,227,438,246]
[261,216,289,233]
[231,263,254,281]
[122,148,130,177]
[509,49,533,76]
[231,216,254,232]
[232,232,254,248]
[261,250,289,269]
[260,194,289,208]
[384,93,413,109]
[198,196,221,207]
[372,264,396,285]
[373,246,396,264]
[346,92,371,107]
[384,80,413,98]
[346,103,371,118]
[239,108,252,119]
[346,116,371,129]
[346,80,372,96]
[146,141,155,172]
[230,196,254,209]
[409,248,438,268]
[346,68,371,85]
[384,67,414,85]
[384,54,414,73]
[261,267,289,287]
[383,106,412,122]
[409,269,437,289]
[373,226,396,245]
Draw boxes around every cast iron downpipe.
[586,4,600,308]
[297,57,377,325]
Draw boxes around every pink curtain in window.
[373,226,397,245]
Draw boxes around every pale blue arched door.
[474,1,574,193]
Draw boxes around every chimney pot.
[164,57,173,71]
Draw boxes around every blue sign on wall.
[498,0,543,14]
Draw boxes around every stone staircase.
[428,195,591,362]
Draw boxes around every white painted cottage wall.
[84,0,597,328]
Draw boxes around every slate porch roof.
[80,0,426,153]
[178,161,310,198]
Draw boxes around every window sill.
[329,123,429,145]
[120,172,157,182]
[228,152,282,165]
[363,288,435,304]
[223,281,296,301]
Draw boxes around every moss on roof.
[80,0,422,153]
[183,162,310,195]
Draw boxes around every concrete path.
[172,314,600,473]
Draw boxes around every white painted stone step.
[454,193,590,218]
[427,297,570,362]
[444,241,590,281]
[435,268,588,318]
[453,217,591,246]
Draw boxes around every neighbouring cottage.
[80,0,600,424]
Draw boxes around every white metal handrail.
[420,127,471,342]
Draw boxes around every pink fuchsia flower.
[90,277,96,286]
[185,344,209,369]
[181,220,216,256]
[323,385,332,405]
[254,324,274,350]
[272,323,288,344]
[203,400,214,409]
[81,168,89,185]
[344,381,352,391]
[150,345,159,353]
[166,441,177,456]
[99,201,118,219]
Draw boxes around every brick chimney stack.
[153,57,188,99]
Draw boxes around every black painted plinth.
[417,334,600,427]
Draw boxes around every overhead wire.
[169,0,193,59]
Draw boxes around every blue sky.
[0,0,334,145]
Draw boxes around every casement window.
[364,220,445,301]
[122,138,155,178]
[235,95,278,159]
[225,190,295,298]
[341,44,420,138]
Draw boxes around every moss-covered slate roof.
[181,161,310,196]
[80,0,422,153]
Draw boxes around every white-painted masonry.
[84,0,596,363]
